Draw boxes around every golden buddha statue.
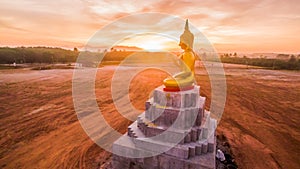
[163,19,196,91]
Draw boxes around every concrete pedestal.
[112,85,217,169]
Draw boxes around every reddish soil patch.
[0,63,299,169]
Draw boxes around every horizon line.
[0,45,299,54]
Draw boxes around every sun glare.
[118,34,179,51]
[138,41,166,51]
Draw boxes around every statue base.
[163,85,194,92]
[112,85,217,169]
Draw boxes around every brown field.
[0,62,299,169]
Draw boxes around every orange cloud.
[0,0,299,53]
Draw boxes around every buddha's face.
[179,42,187,50]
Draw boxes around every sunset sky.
[0,0,299,53]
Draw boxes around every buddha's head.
[179,19,194,50]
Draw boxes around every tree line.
[0,47,79,64]
[220,54,300,70]
[0,47,136,65]
[1,47,299,70]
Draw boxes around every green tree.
[289,55,296,62]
